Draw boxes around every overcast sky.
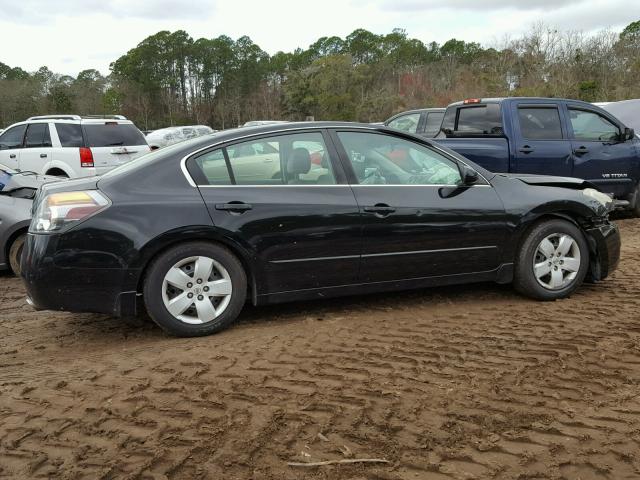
[0,0,638,76]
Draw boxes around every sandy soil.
[1,218,640,480]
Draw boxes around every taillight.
[463,98,482,104]
[30,190,110,233]
[79,147,94,167]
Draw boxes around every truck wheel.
[632,184,640,217]
[143,242,247,337]
[8,233,26,276]
[514,219,589,301]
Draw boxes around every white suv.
[0,115,150,178]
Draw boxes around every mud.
[1,218,640,479]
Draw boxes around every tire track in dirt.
[1,219,640,479]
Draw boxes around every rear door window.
[83,124,147,147]
[25,123,52,148]
[189,132,338,186]
[55,123,84,147]
[0,125,27,149]
[517,107,563,140]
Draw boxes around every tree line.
[1,21,639,130]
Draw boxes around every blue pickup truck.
[434,97,640,214]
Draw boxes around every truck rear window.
[83,124,147,147]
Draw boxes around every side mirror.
[460,164,479,185]
[624,127,635,141]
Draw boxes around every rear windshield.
[83,123,147,147]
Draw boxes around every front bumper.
[21,233,139,317]
[585,222,620,281]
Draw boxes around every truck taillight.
[80,147,94,167]
[463,98,482,104]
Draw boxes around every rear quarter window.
[55,123,84,147]
[83,123,147,147]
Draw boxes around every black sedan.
[21,122,620,337]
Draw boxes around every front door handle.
[519,145,534,154]
[574,146,589,155]
[215,202,252,212]
[9,153,16,159]
[40,153,48,158]
[363,204,396,215]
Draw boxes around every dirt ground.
[1,219,640,480]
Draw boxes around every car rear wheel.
[8,233,26,276]
[143,242,247,337]
[514,219,589,301]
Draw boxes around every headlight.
[30,190,110,233]
[583,188,612,207]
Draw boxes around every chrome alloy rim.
[533,233,581,290]
[162,256,232,324]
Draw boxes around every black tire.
[514,219,589,301]
[8,233,26,276]
[143,242,247,337]
[631,184,640,217]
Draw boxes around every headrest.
[287,148,311,175]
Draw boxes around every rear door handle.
[519,145,534,154]
[363,204,396,215]
[215,202,252,212]
[9,154,16,159]
[40,153,47,158]
[574,146,589,155]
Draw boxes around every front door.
[19,123,53,174]
[511,102,573,177]
[566,105,637,198]
[0,124,27,170]
[331,129,508,283]
[186,129,362,295]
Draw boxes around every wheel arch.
[511,202,603,279]
[132,226,259,305]
[43,160,75,177]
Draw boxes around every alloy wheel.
[533,233,581,290]
[161,256,232,324]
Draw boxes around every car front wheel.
[143,242,247,337]
[514,219,589,301]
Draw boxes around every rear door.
[332,129,508,283]
[82,121,150,174]
[0,124,27,170]
[566,105,637,198]
[510,102,573,177]
[186,129,362,295]
[18,123,53,174]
